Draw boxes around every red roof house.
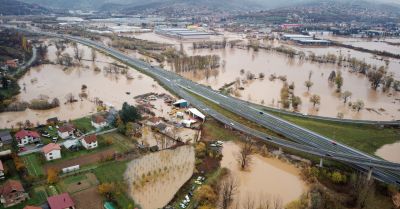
[47,193,75,209]
[42,143,61,161]
[0,180,28,207]
[14,130,40,146]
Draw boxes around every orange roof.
[0,180,24,195]
[42,143,61,154]
[92,115,106,124]
[83,134,97,144]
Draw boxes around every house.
[91,115,107,129]
[5,59,18,68]
[0,131,12,145]
[24,206,42,209]
[46,117,59,125]
[42,143,61,161]
[0,180,29,208]
[47,193,75,209]
[81,135,98,150]
[15,130,40,146]
[57,124,75,139]
[0,161,4,180]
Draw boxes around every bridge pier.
[367,167,373,181]
[319,158,323,168]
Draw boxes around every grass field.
[72,117,95,133]
[201,119,242,142]
[98,132,135,153]
[268,111,400,154]
[93,161,136,208]
[21,154,44,176]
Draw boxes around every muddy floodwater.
[128,32,400,121]
[0,41,169,128]
[375,142,400,163]
[221,141,307,206]
[124,145,195,209]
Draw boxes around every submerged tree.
[342,91,352,103]
[236,138,254,170]
[335,71,343,92]
[310,94,321,107]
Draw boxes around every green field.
[72,117,95,133]
[268,111,400,155]
[99,132,134,153]
[22,154,44,176]
[93,161,136,208]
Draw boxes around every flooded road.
[221,141,307,206]
[124,145,195,209]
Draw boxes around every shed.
[188,108,206,121]
[0,131,12,144]
[173,99,189,108]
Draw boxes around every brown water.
[0,41,169,128]
[375,142,400,163]
[124,145,195,209]
[221,141,307,206]
[126,33,400,121]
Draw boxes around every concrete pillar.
[319,158,323,168]
[367,167,373,181]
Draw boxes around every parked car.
[19,147,27,152]
[35,144,44,148]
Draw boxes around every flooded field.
[221,141,307,206]
[124,145,195,209]
[375,142,400,163]
[0,41,169,128]
[126,32,400,121]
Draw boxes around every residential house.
[5,59,18,68]
[91,115,107,129]
[57,124,75,139]
[81,135,98,150]
[47,193,75,209]
[15,130,40,146]
[0,161,4,180]
[0,131,12,145]
[42,143,61,161]
[46,117,59,125]
[0,180,29,208]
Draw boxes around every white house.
[42,143,61,161]
[57,124,75,139]
[81,134,98,150]
[14,130,40,146]
[91,115,107,129]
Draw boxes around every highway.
[13,28,400,185]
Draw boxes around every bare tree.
[236,138,254,170]
[350,173,376,209]
[219,175,238,209]
[342,91,352,103]
[91,48,97,62]
[73,44,84,62]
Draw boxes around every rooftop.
[47,193,75,209]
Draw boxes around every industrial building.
[155,27,211,39]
